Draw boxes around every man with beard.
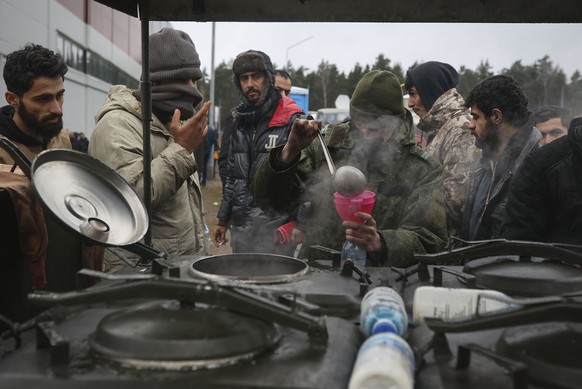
[0,44,70,165]
[462,74,541,241]
[405,61,479,243]
[218,68,294,185]
[212,50,305,255]
[0,44,103,297]
[89,28,210,271]
[251,70,447,267]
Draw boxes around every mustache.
[245,88,260,96]
[43,114,62,121]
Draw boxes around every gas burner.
[414,240,582,297]
[89,300,280,370]
[496,322,582,388]
[463,256,582,296]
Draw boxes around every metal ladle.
[315,129,367,197]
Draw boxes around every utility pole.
[209,22,216,129]
[285,36,313,70]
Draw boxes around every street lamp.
[285,36,314,70]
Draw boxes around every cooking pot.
[189,253,309,284]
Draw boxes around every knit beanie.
[350,70,406,119]
[149,28,202,82]
[404,61,458,112]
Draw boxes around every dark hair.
[3,43,68,96]
[534,105,572,127]
[275,69,292,83]
[464,74,529,127]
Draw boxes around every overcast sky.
[173,22,582,83]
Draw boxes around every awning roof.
[95,0,582,23]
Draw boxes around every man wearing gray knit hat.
[89,28,211,272]
[212,49,306,256]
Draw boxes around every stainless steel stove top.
[2,241,582,389]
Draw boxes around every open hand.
[171,101,212,154]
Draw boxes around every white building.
[0,0,169,138]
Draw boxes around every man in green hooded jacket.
[251,70,447,267]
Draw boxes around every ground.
[201,171,233,256]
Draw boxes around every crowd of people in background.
[1,27,581,286]
[68,131,89,153]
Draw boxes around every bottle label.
[413,286,518,325]
[356,333,415,375]
[360,287,408,337]
[341,240,367,267]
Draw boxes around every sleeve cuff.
[270,145,300,172]
[367,234,388,266]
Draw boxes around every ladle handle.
[316,131,336,176]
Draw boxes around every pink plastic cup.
[334,191,376,223]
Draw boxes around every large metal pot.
[189,253,309,284]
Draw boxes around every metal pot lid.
[189,253,309,284]
[31,149,148,246]
[462,256,582,296]
[89,300,280,370]
[496,322,582,388]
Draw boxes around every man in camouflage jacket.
[252,70,447,267]
[405,61,480,242]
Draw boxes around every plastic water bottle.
[348,332,415,389]
[412,286,520,325]
[360,287,408,338]
[341,240,367,268]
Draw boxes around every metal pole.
[285,36,313,70]
[209,22,216,128]
[138,0,152,246]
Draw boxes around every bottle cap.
[371,318,397,335]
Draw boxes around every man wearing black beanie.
[89,28,211,272]
[405,61,479,243]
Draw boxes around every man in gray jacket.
[89,28,211,271]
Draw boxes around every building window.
[57,33,138,88]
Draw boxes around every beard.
[18,103,63,140]
[245,84,268,106]
[475,118,500,156]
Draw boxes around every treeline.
[198,54,582,131]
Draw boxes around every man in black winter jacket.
[501,117,582,245]
[211,50,305,255]
[462,75,541,241]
